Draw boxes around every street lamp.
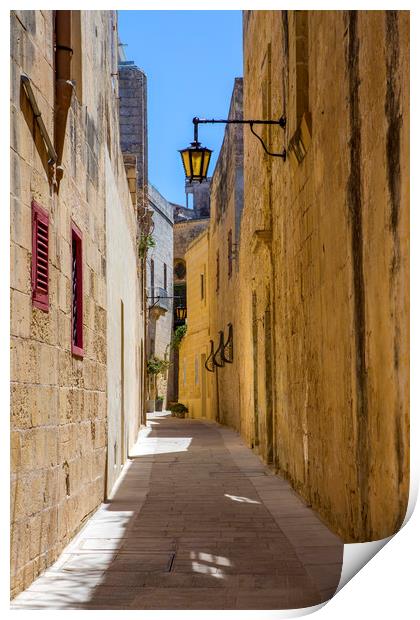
[175,306,187,321]
[179,120,212,183]
[179,116,287,183]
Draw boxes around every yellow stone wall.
[208,78,244,432]
[178,230,213,419]
[239,10,409,541]
[10,10,144,595]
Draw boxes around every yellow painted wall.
[178,230,213,419]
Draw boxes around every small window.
[150,258,155,298]
[164,263,167,291]
[31,201,49,311]
[228,229,233,278]
[200,273,204,301]
[71,223,83,357]
[174,259,186,281]
[195,355,199,385]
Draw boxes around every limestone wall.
[208,78,244,432]
[118,62,148,213]
[147,184,174,403]
[105,151,142,494]
[240,10,409,541]
[174,218,210,270]
[10,10,144,594]
[178,230,213,419]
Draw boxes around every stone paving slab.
[11,412,343,610]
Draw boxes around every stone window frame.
[71,222,84,358]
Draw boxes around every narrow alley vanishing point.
[12,413,343,610]
[10,8,409,610]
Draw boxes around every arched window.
[174,258,186,281]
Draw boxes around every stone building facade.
[208,78,244,431]
[167,184,211,403]
[178,229,212,419]
[10,10,145,595]
[146,184,174,407]
[118,57,148,219]
[236,10,409,542]
[118,56,149,425]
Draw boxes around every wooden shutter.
[31,201,49,311]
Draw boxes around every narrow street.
[12,413,343,610]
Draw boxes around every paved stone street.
[11,413,343,610]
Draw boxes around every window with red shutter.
[31,201,49,311]
[71,223,84,357]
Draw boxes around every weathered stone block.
[10,336,39,384]
[11,384,31,430]
[11,477,28,522]
[10,243,31,296]
[10,197,31,251]
[38,342,58,385]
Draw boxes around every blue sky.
[118,10,243,206]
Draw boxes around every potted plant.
[155,395,164,412]
[147,356,171,376]
[146,357,171,413]
[167,402,189,419]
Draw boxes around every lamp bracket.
[146,294,182,311]
[192,116,287,160]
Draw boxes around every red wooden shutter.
[71,223,84,357]
[31,201,49,311]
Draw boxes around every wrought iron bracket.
[213,331,225,368]
[221,323,234,364]
[146,294,182,311]
[205,340,215,373]
[193,116,287,160]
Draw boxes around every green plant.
[156,395,164,402]
[171,324,187,350]
[146,356,171,376]
[167,402,188,414]
[138,233,156,259]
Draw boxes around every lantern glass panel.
[201,148,211,178]
[191,150,204,177]
[176,306,187,320]
[180,149,192,178]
